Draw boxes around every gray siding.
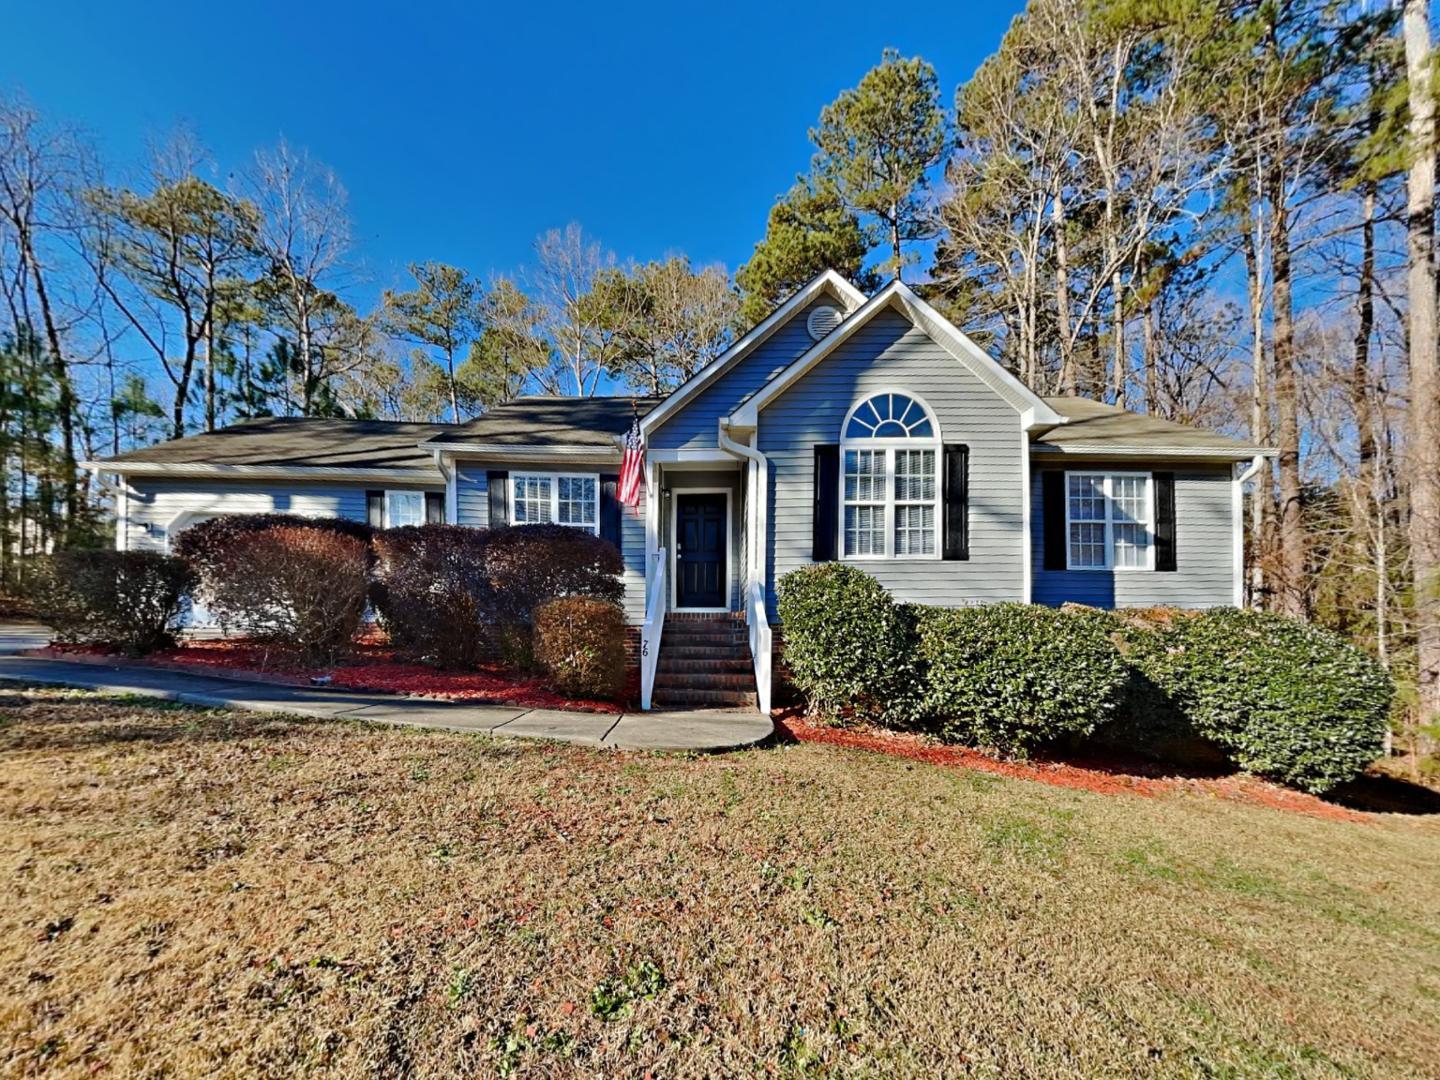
[759,309,1027,619]
[453,460,647,624]
[661,469,743,610]
[120,479,409,552]
[1030,465,1234,608]
[649,297,841,451]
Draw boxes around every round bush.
[775,563,916,723]
[1131,608,1392,793]
[180,523,370,664]
[24,550,195,656]
[373,525,493,668]
[914,603,1129,754]
[533,596,626,699]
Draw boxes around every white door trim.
[669,487,733,614]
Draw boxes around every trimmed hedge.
[913,603,1129,753]
[181,523,370,664]
[533,596,627,698]
[1129,608,1391,793]
[775,563,916,723]
[24,550,194,655]
[372,525,493,668]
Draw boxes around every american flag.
[618,414,645,508]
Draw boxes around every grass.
[1,687,1438,1078]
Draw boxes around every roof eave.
[80,461,443,483]
[1029,443,1277,460]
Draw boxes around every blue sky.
[10,1,1025,303]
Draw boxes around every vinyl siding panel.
[1031,465,1235,608]
[121,480,391,552]
[649,297,840,451]
[453,460,648,624]
[759,310,1027,619]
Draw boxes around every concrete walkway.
[0,623,773,753]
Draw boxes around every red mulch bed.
[773,712,1371,824]
[33,638,631,715]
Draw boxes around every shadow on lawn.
[0,689,309,752]
[1324,773,1440,816]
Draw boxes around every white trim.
[437,453,458,524]
[1062,471,1155,572]
[1020,426,1033,602]
[668,487,733,613]
[1233,454,1265,607]
[114,481,129,552]
[729,280,1065,431]
[838,390,943,561]
[510,471,601,533]
[80,461,442,484]
[646,448,737,466]
[1031,443,1275,459]
[641,269,867,437]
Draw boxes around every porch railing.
[639,548,666,710]
[745,580,772,715]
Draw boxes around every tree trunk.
[1352,180,1377,470]
[19,229,79,539]
[1269,162,1305,619]
[1052,188,1075,395]
[1244,201,1269,608]
[1404,0,1440,731]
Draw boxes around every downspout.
[1233,453,1266,608]
[719,418,772,714]
[718,420,766,588]
[432,449,458,523]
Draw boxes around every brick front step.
[654,672,756,692]
[661,645,749,661]
[652,687,758,708]
[657,657,753,676]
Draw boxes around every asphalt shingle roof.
[1034,397,1268,456]
[422,396,664,448]
[93,417,455,470]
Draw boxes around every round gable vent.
[806,304,843,341]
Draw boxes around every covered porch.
[639,451,771,714]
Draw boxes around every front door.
[675,492,727,609]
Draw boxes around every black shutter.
[366,490,384,528]
[487,470,509,528]
[1154,471,1177,572]
[599,473,622,553]
[943,443,969,561]
[812,444,839,562]
[1042,471,1066,571]
[424,492,445,524]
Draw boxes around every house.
[86,271,1273,715]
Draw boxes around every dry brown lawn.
[1,687,1438,1078]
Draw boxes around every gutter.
[717,420,766,589]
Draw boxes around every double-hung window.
[840,393,939,559]
[384,491,425,528]
[511,473,599,533]
[1066,472,1153,570]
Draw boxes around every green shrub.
[372,525,493,668]
[775,564,916,723]
[181,523,370,664]
[913,603,1129,754]
[1129,608,1392,793]
[25,550,195,655]
[533,596,626,698]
